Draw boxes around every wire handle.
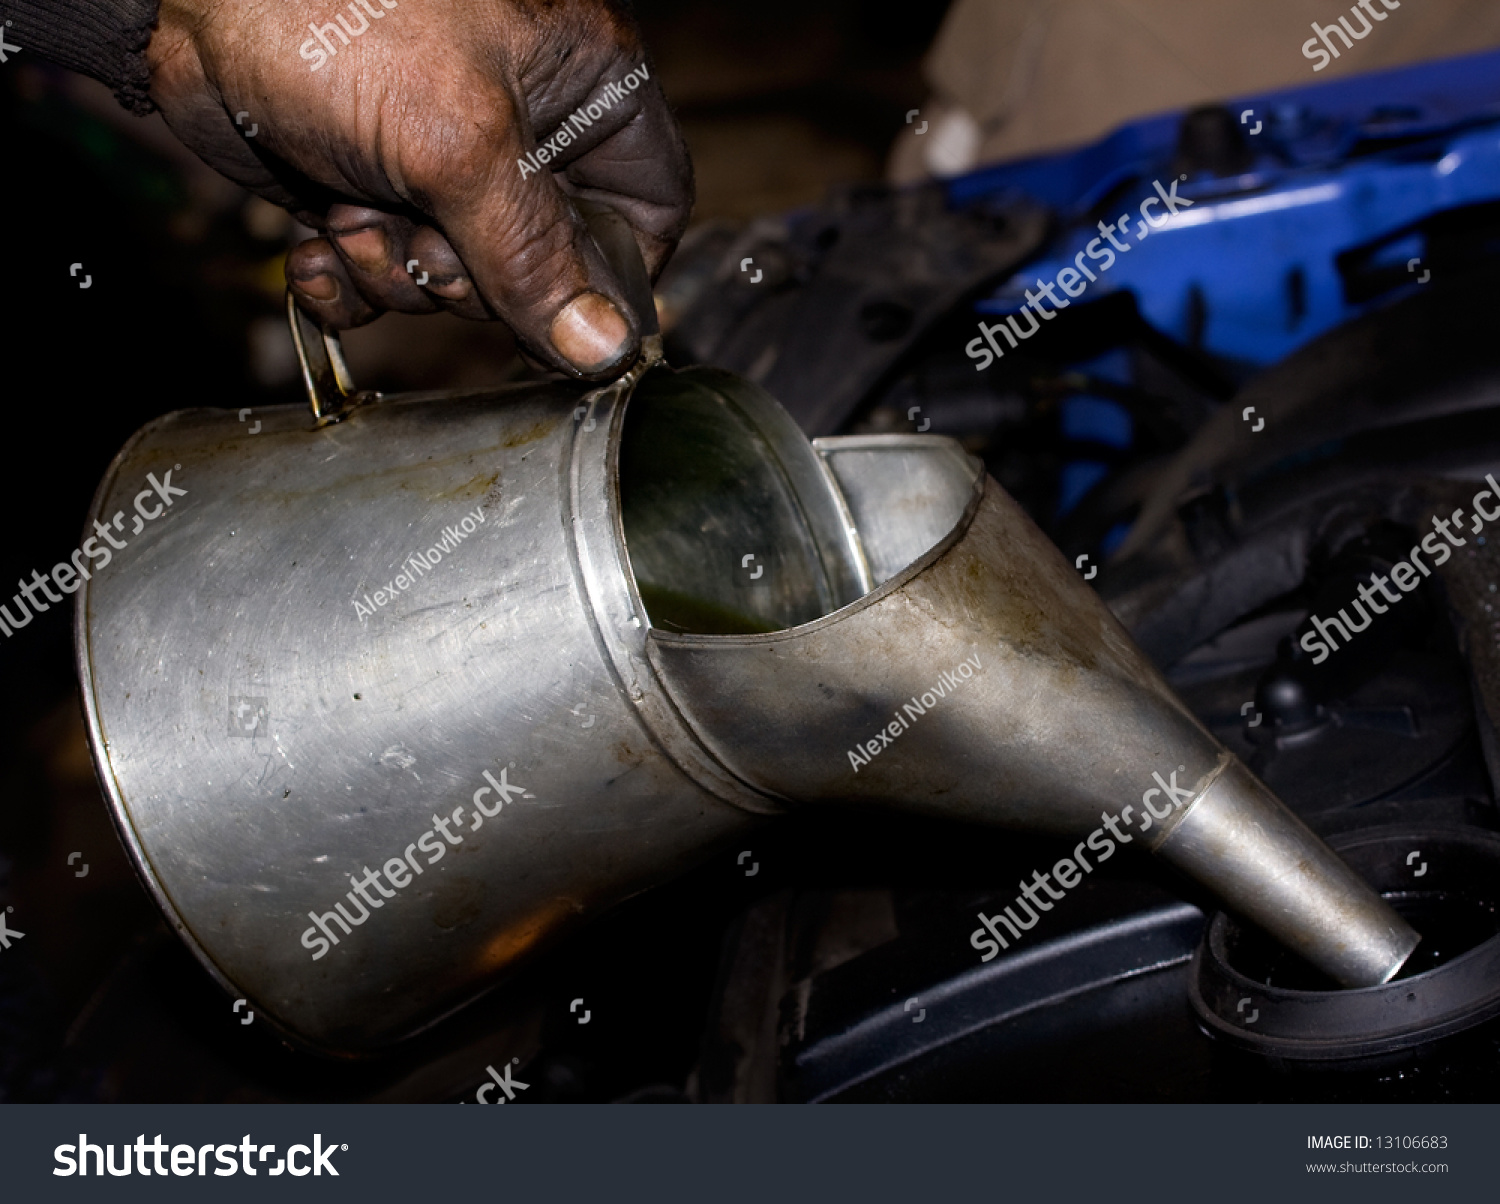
[286,203,660,422]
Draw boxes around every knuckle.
[391,78,515,199]
[491,207,587,312]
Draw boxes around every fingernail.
[550,292,632,374]
[293,273,340,302]
[430,276,474,301]
[335,227,389,273]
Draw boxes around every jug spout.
[1153,756,1417,986]
[637,441,1419,988]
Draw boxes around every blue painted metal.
[952,46,1500,369]
[1061,395,1133,449]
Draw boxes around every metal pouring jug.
[76,215,1418,1056]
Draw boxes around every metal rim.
[647,463,986,653]
[567,353,790,816]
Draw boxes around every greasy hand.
[147,0,693,378]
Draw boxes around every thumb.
[423,110,640,379]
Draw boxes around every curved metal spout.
[636,438,1419,988]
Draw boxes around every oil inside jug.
[618,365,869,635]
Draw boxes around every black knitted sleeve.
[7,0,162,114]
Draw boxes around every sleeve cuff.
[8,0,162,114]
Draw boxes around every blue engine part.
[944,47,1500,524]
[953,46,1500,368]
